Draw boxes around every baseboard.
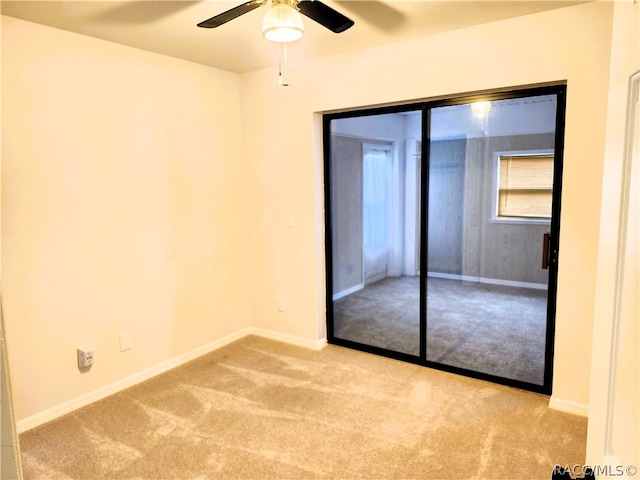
[548,396,589,417]
[332,283,364,301]
[248,327,327,351]
[427,271,547,290]
[364,272,387,284]
[16,327,325,433]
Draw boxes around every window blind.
[498,155,554,218]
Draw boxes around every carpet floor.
[333,276,547,385]
[19,336,585,479]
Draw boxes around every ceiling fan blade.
[197,0,267,28]
[296,0,354,33]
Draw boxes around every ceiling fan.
[196,0,355,40]
[197,0,354,85]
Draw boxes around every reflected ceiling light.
[471,101,492,114]
[262,1,304,43]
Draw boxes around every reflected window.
[493,151,554,222]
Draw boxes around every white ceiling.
[1,0,587,73]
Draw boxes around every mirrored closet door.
[324,85,566,394]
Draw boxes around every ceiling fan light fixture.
[262,3,304,43]
[471,101,492,114]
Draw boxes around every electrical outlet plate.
[77,345,94,369]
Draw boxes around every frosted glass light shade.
[471,101,492,114]
[262,4,304,43]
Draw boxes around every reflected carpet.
[333,277,547,385]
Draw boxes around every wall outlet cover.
[77,345,94,369]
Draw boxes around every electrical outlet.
[77,345,94,369]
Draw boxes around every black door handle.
[542,232,550,269]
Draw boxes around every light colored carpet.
[19,336,585,479]
[333,276,547,385]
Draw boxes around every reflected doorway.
[328,113,422,357]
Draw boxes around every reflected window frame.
[490,149,554,225]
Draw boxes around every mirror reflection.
[326,93,560,388]
[329,112,423,356]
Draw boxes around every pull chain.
[278,42,289,87]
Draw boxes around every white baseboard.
[427,271,548,290]
[248,327,327,351]
[364,271,387,284]
[332,283,364,301]
[548,396,589,417]
[16,327,326,433]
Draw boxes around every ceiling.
[1,0,586,73]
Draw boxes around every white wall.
[587,0,639,473]
[2,16,249,425]
[0,0,621,429]
[240,1,614,410]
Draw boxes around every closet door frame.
[323,83,567,395]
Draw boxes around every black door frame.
[323,83,567,395]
